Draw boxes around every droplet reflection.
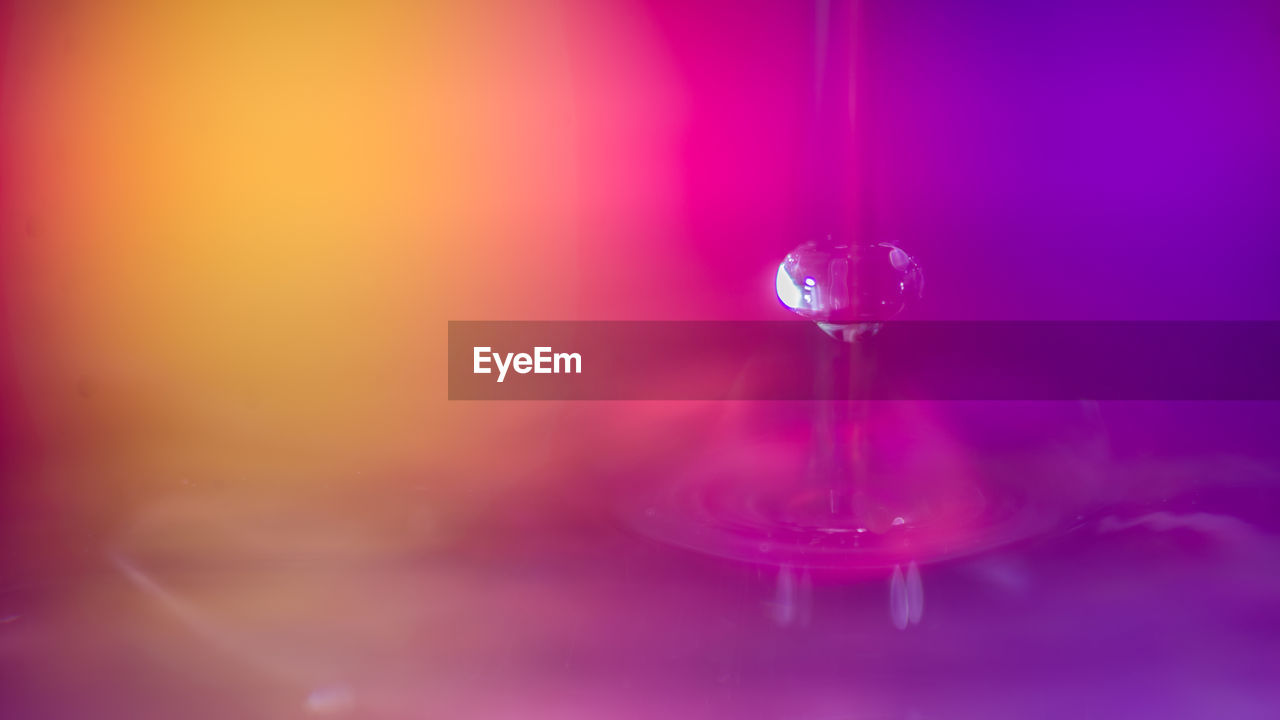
[771,565,812,627]
[889,561,925,630]
[906,561,924,626]
[889,565,909,630]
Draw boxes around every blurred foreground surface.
[3,404,1280,720]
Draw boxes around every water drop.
[772,565,797,627]
[889,564,909,630]
[771,565,813,627]
[906,561,924,626]
[777,239,922,330]
[890,562,925,629]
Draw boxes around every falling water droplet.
[772,565,797,627]
[798,568,814,627]
[889,564,909,630]
[777,240,923,334]
[906,561,924,626]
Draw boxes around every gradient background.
[2,1,1280,718]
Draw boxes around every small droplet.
[889,564,909,630]
[906,561,924,626]
[772,565,797,627]
[777,240,923,328]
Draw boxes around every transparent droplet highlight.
[889,561,925,630]
[906,561,924,626]
[889,564,909,630]
[777,240,923,325]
